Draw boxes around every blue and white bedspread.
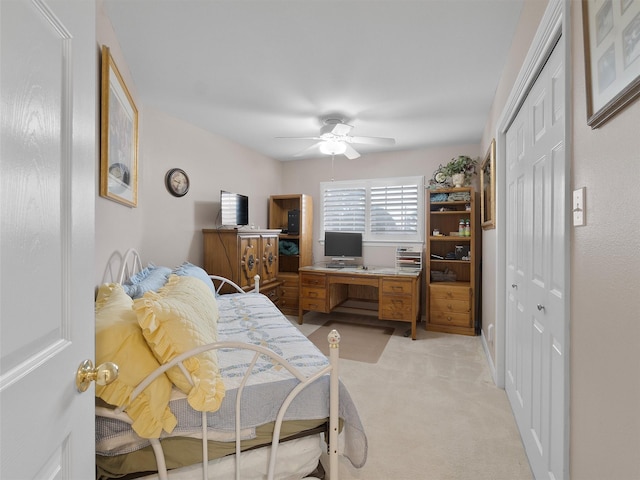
[96,292,367,468]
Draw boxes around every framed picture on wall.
[583,0,640,128]
[100,45,138,207]
[480,139,495,230]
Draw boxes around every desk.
[298,265,422,340]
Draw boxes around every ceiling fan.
[278,118,395,159]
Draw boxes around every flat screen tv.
[220,190,249,226]
[324,231,363,261]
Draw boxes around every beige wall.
[570,1,640,477]
[95,2,282,281]
[479,0,549,366]
[481,0,640,477]
[280,144,479,267]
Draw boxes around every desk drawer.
[380,297,413,320]
[300,273,326,287]
[300,286,326,300]
[381,278,413,295]
[300,297,328,313]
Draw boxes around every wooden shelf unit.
[268,194,313,315]
[425,187,481,335]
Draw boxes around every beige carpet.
[307,317,394,364]
[291,313,534,480]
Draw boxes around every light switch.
[572,187,586,226]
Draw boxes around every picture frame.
[100,45,138,207]
[480,139,495,230]
[582,0,640,128]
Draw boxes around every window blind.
[320,176,424,243]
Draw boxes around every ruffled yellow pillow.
[95,283,177,438]
[134,275,225,412]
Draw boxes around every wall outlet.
[572,187,586,226]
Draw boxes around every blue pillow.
[122,265,172,298]
[123,264,154,286]
[172,262,215,294]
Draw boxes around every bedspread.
[96,292,367,468]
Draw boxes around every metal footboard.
[113,331,341,480]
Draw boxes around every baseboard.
[481,331,499,387]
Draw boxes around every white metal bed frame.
[99,249,340,480]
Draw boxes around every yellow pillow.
[134,275,225,412]
[95,283,177,438]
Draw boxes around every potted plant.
[443,155,477,187]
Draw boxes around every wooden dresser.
[202,228,281,303]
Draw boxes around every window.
[320,176,424,244]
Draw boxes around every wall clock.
[165,168,190,197]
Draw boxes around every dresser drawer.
[430,297,470,314]
[429,309,472,327]
[381,278,414,295]
[380,297,414,320]
[429,284,471,301]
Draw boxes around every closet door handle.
[537,304,545,312]
[511,283,518,289]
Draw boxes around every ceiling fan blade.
[330,122,353,136]
[293,142,322,157]
[343,143,361,160]
[275,136,322,141]
[349,136,396,146]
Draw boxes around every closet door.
[505,40,567,480]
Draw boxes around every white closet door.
[505,39,567,480]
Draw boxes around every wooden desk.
[298,265,422,340]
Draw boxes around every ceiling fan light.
[319,140,347,156]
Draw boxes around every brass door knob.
[76,359,118,392]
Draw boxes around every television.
[324,231,362,264]
[220,190,249,226]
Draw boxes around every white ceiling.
[103,0,524,161]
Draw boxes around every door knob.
[76,359,119,393]
[537,304,546,312]
[511,283,518,289]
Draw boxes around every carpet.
[307,318,394,364]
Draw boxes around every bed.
[94,249,367,480]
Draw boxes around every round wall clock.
[165,168,190,197]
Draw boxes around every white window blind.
[322,187,366,232]
[321,176,424,243]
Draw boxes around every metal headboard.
[117,248,144,284]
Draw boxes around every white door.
[505,39,567,479]
[1,0,96,478]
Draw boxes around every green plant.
[442,155,477,180]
